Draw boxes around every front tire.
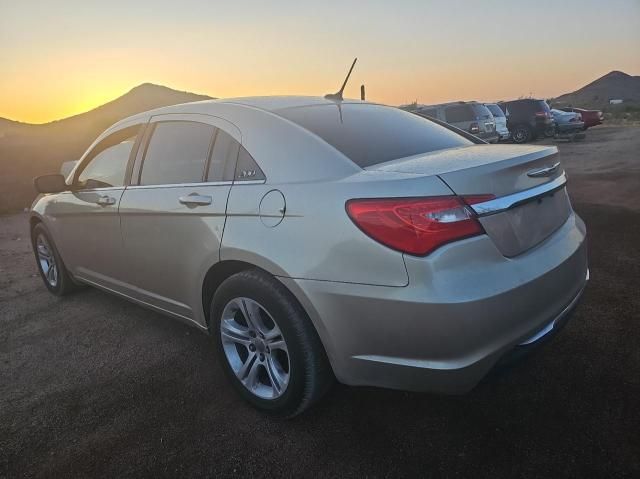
[31,223,76,296]
[211,269,333,417]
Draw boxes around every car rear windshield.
[485,104,505,118]
[277,103,472,168]
[470,103,493,120]
[535,100,551,112]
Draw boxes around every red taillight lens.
[535,111,547,117]
[346,196,492,256]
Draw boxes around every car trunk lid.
[367,144,572,256]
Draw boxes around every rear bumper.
[497,128,511,140]
[556,121,585,133]
[280,212,588,394]
[477,132,500,143]
[494,272,586,368]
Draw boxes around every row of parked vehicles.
[407,99,604,144]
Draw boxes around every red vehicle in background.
[560,107,604,129]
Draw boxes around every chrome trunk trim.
[470,172,567,216]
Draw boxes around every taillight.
[345,196,494,256]
[469,122,480,134]
[535,111,547,118]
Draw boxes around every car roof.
[109,96,373,131]
[220,96,370,112]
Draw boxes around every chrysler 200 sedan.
[30,97,588,417]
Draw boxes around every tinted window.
[77,125,139,188]
[141,121,214,185]
[417,108,438,117]
[444,105,475,123]
[485,104,505,118]
[536,100,552,113]
[235,146,265,181]
[207,129,240,182]
[471,104,493,120]
[503,99,550,115]
[277,104,471,168]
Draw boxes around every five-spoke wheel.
[212,269,333,417]
[220,297,290,399]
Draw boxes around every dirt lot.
[1,126,639,478]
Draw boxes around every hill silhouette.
[554,70,640,109]
[0,84,213,212]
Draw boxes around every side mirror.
[34,174,68,194]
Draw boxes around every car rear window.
[485,104,505,118]
[535,100,551,113]
[277,103,472,168]
[470,104,493,120]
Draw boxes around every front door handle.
[96,195,116,206]
[179,193,212,206]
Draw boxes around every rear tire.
[512,124,532,143]
[31,223,76,296]
[210,269,333,417]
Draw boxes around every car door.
[118,114,240,323]
[48,122,144,291]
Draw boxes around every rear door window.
[444,105,474,123]
[206,129,240,182]
[140,121,215,186]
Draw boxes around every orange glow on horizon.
[1,1,639,124]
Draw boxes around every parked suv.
[484,103,510,141]
[498,99,553,143]
[414,102,499,143]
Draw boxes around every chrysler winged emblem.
[527,162,561,178]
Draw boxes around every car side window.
[444,105,473,123]
[207,129,240,182]
[420,108,438,118]
[140,121,215,186]
[235,146,265,181]
[76,125,140,189]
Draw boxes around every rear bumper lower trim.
[518,268,588,346]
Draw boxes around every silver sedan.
[30,97,588,416]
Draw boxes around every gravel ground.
[1,126,639,478]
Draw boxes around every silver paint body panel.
[31,97,588,393]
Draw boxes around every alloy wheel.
[220,297,290,399]
[36,235,58,287]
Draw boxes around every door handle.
[179,193,212,206]
[96,195,116,206]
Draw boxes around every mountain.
[554,71,640,109]
[0,84,213,213]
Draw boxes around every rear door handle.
[179,193,212,206]
[96,195,116,206]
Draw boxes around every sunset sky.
[1,0,639,123]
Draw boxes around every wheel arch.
[29,214,44,235]
[200,259,337,376]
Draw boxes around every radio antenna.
[324,58,357,101]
